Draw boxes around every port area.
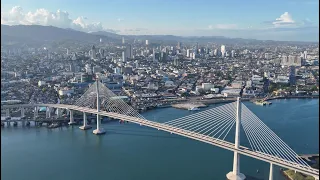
[282,154,319,180]
[172,103,207,110]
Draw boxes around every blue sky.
[1,0,319,41]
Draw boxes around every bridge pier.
[93,115,106,135]
[34,106,38,119]
[6,109,10,118]
[227,97,246,180]
[56,108,62,118]
[269,163,273,180]
[79,112,91,130]
[68,110,76,125]
[21,107,25,118]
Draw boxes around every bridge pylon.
[93,79,106,135]
[226,97,246,180]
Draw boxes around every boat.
[188,107,200,111]
[253,100,272,106]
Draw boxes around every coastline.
[139,95,319,112]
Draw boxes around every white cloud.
[1,6,109,32]
[272,12,295,27]
[208,24,238,29]
[117,18,124,22]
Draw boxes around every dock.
[172,103,207,110]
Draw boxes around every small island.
[283,154,319,180]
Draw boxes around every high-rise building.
[174,58,179,66]
[66,48,69,55]
[214,49,218,56]
[152,48,156,62]
[281,55,302,67]
[91,45,96,59]
[221,45,226,57]
[186,49,190,57]
[303,51,307,60]
[231,50,235,58]
[146,40,149,45]
[99,49,104,58]
[122,51,126,62]
[125,45,133,59]
[177,42,182,49]
[122,37,125,44]
[85,64,92,74]
[265,53,272,60]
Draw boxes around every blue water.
[1,99,319,180]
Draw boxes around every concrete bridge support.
[21,107,25,118]
[6,109,10,118]
[68,110,76,125]
[33,106,38,119]
[93,115,105,135]
[46,107,50,118]
[269,163,273,180]
[227,97,246,180]
[79,112,91,130]
[56,108,62,118]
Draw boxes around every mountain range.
[1,24,315,45]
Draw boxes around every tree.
[310,85,318,91]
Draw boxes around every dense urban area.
[1,31,319,111]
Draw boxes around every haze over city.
[1,0,319,41]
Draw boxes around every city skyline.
[1,0,319,41]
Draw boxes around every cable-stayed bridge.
[1,80,319,180]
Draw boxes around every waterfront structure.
[1,81,318,179]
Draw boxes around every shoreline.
[139,95,318,112]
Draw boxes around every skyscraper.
[122,51,126,62]
[122,37,125,44]
[177,42,182,49]
[91,45,96,59]
[125,44,133,59]
[221,45,226,57]
[146,40,149,45]
[304,51,307,60]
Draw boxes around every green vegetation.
[310,85,318,92]
[284,170,315,180]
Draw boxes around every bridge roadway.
[2,103,319,177]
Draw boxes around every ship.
[253,100,272,106]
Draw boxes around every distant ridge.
[1,24,316,45]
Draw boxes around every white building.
[58,89,74,96]
[38,81,46,87]
[202,83,214,91]
[146,40,149,45]
[221,45,226,57]
[85,64,92,74]
[122,51,126,62]
[265,53,272,60]
[281,55,302,66]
